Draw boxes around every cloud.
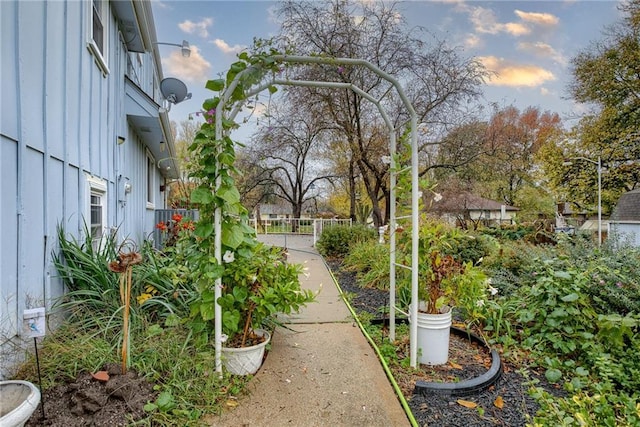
[517,42,567,65]
[458,5,560,39]
[479,56,556,87]
[178,18,213,38]
[467,6,530,36]
[212,39,246,55]
[162,45,211,83]
[514,10,559,27]
[463,33,482,49]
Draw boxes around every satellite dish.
[160,78,191,104]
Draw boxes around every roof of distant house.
[611,189,640,221]
[430,192,519,213]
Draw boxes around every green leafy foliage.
[182,46,315,348]
[395,217,491,315]
[316,224,378,258]
[479,236,640,425]
[343,241,390,290]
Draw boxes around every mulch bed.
[327,259,559,427]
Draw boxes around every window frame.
[86,174,108,251]
[87,0,110,75]
[146,152,156,210]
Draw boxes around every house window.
[86,175,107,251]
[146,153,155,209]
[87,0,109,74]
[92,0,104,54]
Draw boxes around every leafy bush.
[478,237,640,426]
[316,224,377,258]
[481,224,542,242]
[343,241,390,290]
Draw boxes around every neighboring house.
[1,0,183,376]
[428,192,519,227]
[253,203,313,221]
[609,189,640,246]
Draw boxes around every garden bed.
[327,259,560,426]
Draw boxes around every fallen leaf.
[225,399,239,408]
[91,371,109,382]
[457,399,478,409]
[450,362,463,370]
[494,396,504,409]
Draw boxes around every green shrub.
[316,224,377,258]
[477,238,640,425]
[454,232,499,265]
[343,241,390,290]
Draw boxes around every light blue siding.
[1,0,181,377]
[0,137,19,339]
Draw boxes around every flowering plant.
[182,48,315,348]
[397,216,490,316]
[156,213,195,248]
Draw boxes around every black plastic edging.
[413,326,502,397]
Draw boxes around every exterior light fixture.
[154,40,191,57]
[117,136,126,145]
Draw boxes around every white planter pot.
[415,309,452,366]
[222,329,271,375]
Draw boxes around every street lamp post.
[563,156,602,246]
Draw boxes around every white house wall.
[610,223,640,247]
[0,0,172,373]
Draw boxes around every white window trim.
[86,0,110,76]
[146,152,156,210]
[85,174,108,248]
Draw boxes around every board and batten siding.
[1,0,171,374]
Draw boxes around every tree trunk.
[349,160,357,222]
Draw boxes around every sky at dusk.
[152,0,625,140]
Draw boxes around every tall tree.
[246,94,337,226]
[565,0,640,205]
[275,0,487,227]
[168,119,201,208]
[433,106,562,219]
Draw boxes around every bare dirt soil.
[26,363,155,427]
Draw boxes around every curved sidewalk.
[208,234,410,427]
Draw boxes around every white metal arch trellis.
[213,55,421,373]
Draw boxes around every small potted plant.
[397,217,489,365]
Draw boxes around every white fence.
[252,218,352,245]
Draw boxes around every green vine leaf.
[194,222,214,239]
[217,185,241,205]
[200,301,216,321]
[206,79,225,92]
[191,187,214,205]
[222,224,244,249]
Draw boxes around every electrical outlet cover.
[23,307,46,338]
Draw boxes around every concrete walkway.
[208,235,410,427]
